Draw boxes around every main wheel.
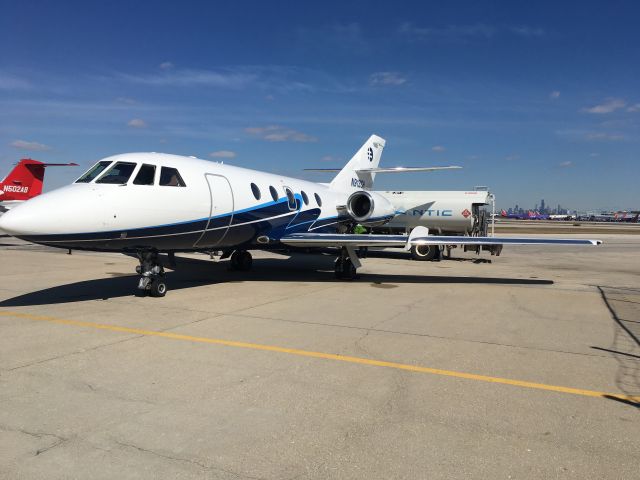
[334,257,356,280]
[149,279,167,297]
[238,251,253,271]
[411,244,437,261]
[334,257,345,279]
[230,250,252,271]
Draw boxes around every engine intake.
[346,191,395,226]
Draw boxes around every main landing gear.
[334,246,361,280]
[136,251,167,297]
[229,250,253,271]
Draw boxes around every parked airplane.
[0,159,78,213]
[500,209,549,220]
[0,135,601,296]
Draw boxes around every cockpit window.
[95,162,137,184]
[133,164,156,185]
[75,161,112,183]
[159,167,186,187]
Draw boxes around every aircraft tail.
[0,159,78,202]
[329,135,385,191]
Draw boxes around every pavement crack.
[114,440,262,479]
[4,335,145,372]
[0,425,68,456]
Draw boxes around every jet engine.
[346,190,396,226]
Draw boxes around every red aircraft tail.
[0,159,78,202]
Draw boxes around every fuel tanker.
[371,190,493,260]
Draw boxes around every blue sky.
[1,0,638,210]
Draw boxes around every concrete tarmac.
[0,234,638,479]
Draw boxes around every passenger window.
[159,167,186,187]
[133,164,156,185]
[314,193,322,207]
[76,161,112,183]
[251,183,261,200]
[269,186,279,202]
[95,162,137,184]
[301,191,309,205]
[285,188,297,210]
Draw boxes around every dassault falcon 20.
[0,135,601,297]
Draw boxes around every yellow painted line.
[1,310,638,404]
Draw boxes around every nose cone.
[0,185,80,238]
[0,201,43,236]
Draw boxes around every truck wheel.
[411,244,437,261]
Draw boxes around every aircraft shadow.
[0,253,552,307]
[595,286,640,408]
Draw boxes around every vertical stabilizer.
[0,159,45,201]
[329,135,385,191]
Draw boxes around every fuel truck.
[370,190,494,260]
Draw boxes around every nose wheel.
[136,251,167,297]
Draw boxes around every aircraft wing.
[280,232,602,248]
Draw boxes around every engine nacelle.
[346,191,396,226]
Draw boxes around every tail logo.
[367,147,373,161]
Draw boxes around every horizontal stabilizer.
[357,166,462,173]
[305,165,462,173]
[281,232,602,248]
[40,163,79,167]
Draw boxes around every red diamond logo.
[461,209,471,218]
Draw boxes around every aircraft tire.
[335,257,356,280]
[150,279,167,297]
[231,250,252,271]
[238,251,253,271]
[411,244,437,261]
[334,257,344,279]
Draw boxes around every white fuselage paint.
[0,153,350,250]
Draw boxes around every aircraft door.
[194,174,234,248]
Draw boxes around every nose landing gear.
[136,251,167,297]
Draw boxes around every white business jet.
[0,135,601,296]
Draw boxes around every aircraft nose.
[0,204,36,236]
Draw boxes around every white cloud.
[582,98,626,114]
[121,69,257,89]
[10,139,52,151]
[558,161,573,168]
[245,125,317,143]
[505,154,520,161]
[0,73,31,91]
[585,132,624,141]
[209,150,236,158]
[627,103,640,112]
[549,91,560,99]
[116,96,137,104]
[127,118,147,128]
[399,22,495,39]
[369,72,407,86]
[509,26,546,37]
[431,145,446,152]
[159,61,174,70]
[589,152,600,157]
